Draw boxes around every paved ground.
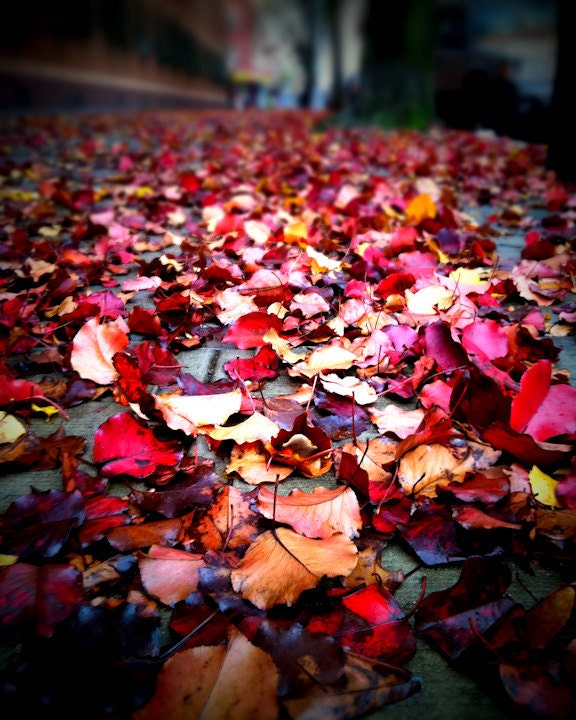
[1,111,575,720]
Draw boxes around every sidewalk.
[1,110,575,720]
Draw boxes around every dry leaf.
[134,626,279,720]
[231,528,358,609]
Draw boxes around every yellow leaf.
[135,186,154,198]
[447,267,492,295]
[38,225,62,238]
[284,220,308,244]
[449,267,490,287]
[0,412,26,443]
[31,403,61,418]
[529,465,560,508]
[207,412,280,443]
[0,554,18,567]
[405,193,437,225]
[306,245,342,273]
[0,188,38,201]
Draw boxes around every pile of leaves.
[1,109,575,720]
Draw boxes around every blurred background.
[0,0,561,143]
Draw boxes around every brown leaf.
[107,518,184,552]
[282,652,420,720]
[523,585,576,650]
[195,485,261,552]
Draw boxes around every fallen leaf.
[93,412,184,478]
[256,485,362,538]
[138,544,206,606]
[231,528,358,609]
[70,315,130,384]
[134,625,279,720]
[153,389,243,435]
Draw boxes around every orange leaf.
[405,192,437,225]
[338,438,397,485]
[226,441,293,485]
[231,528,358,609]
[138,544,206,606]
[398,443,477,498]
[195,485,261,551]
[108,518,183,552]
[134,626,279,720]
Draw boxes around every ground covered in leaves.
[1,109,575,720]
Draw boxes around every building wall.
[0,0,233,113]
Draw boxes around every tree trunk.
[546,0,576,183]
[357,0,435,129]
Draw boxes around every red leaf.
[0,378,67,417]
[222,312,283,349]
[510,359,552,433]
[461,318,509,360]
[483,421,567,467]
[0,488,85,558]
[340,584,416,664]
[93,412,184,478]
[523,383,576,441]
[223,345,278,381]
[0,562,83,638]
[424,320,469,372]
[415,557,515,660]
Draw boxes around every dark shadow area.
[435,63,550,144]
